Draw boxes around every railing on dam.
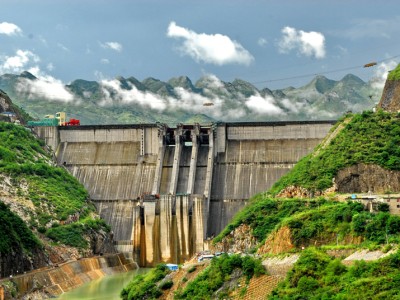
[32,120,335,266]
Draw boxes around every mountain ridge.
[0,71,378,125]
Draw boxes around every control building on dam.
[33,121,334,266]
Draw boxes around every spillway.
[33,121,334,266]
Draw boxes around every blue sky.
[1,0,400,90]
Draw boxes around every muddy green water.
[56,268,151,300]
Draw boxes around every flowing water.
[56,268,151,300]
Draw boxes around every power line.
[251,54,400,85]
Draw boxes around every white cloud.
[100,58,110,64]
[245,94,285,115]
[0,49,75,103]
[17,68,75,103]
[100,41,123,52]
[97,76,248,120]
[278,26,326,59]
[0,22,22,36]
[0,50,40,73]
[100,79,166,110]
[258,37,268,47]
[281,98,304,113]
[167,21,254,66]
[371,60,398,90]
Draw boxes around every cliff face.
[0,90,23,123]
[335,163,400,193]
[377,79,400,112]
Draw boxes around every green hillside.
[269,110,400,195]
[271,248,400,299]
[0,201,41,256]
[0,122,109,249]
[215,197,400,249]
[387,63,400,81]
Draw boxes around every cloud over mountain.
[167,21,254,66]
[0,69,381,125]
[245,94,285,116]
[17,68,75,103]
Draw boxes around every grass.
[269,110,400,195]
[174,254,265,299]
[388,63,400,80]
[0,122,105,249]
[0,201,42,254]
[214,197,400,251]
[270,248,400,299]
[120,264,170,300]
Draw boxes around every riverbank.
[0,253,137,300]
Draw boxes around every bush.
[269,111,400,194]
[0,201,42,254]
[174,254,264,299]
[159,280,173,290]
[272,249,400,299]
[121,263,170,300]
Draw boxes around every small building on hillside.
[348,194,400,215]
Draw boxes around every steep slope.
[0,122,113,278]
[269,110,400,196]
[378,63,400,111]
[271,248,400,299]
[0,201,46,278]
[0,90,29,124]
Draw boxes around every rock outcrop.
[0,90,23,123]
[377,78,400,112]
[335,163,400,193]
[211,224,258,254]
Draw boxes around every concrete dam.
[34,121,334,266]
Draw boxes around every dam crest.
[34,121,334,266]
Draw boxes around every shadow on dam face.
[33,121,335,266]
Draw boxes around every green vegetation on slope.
[174,254,265,300]
[214,197,322,244]
[387,63,400,81]
[215,197,400,249]
[0,201,41,254]
[270,248,400,300]
[120,264,171,300]
[269,110,400,194]
[0,122,108,248]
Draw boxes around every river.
[56,268,151,300]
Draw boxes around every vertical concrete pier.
[186,125,200,195]
[169,126,183,195]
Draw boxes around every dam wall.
[33,121,334,266]
[209,122,333,234]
